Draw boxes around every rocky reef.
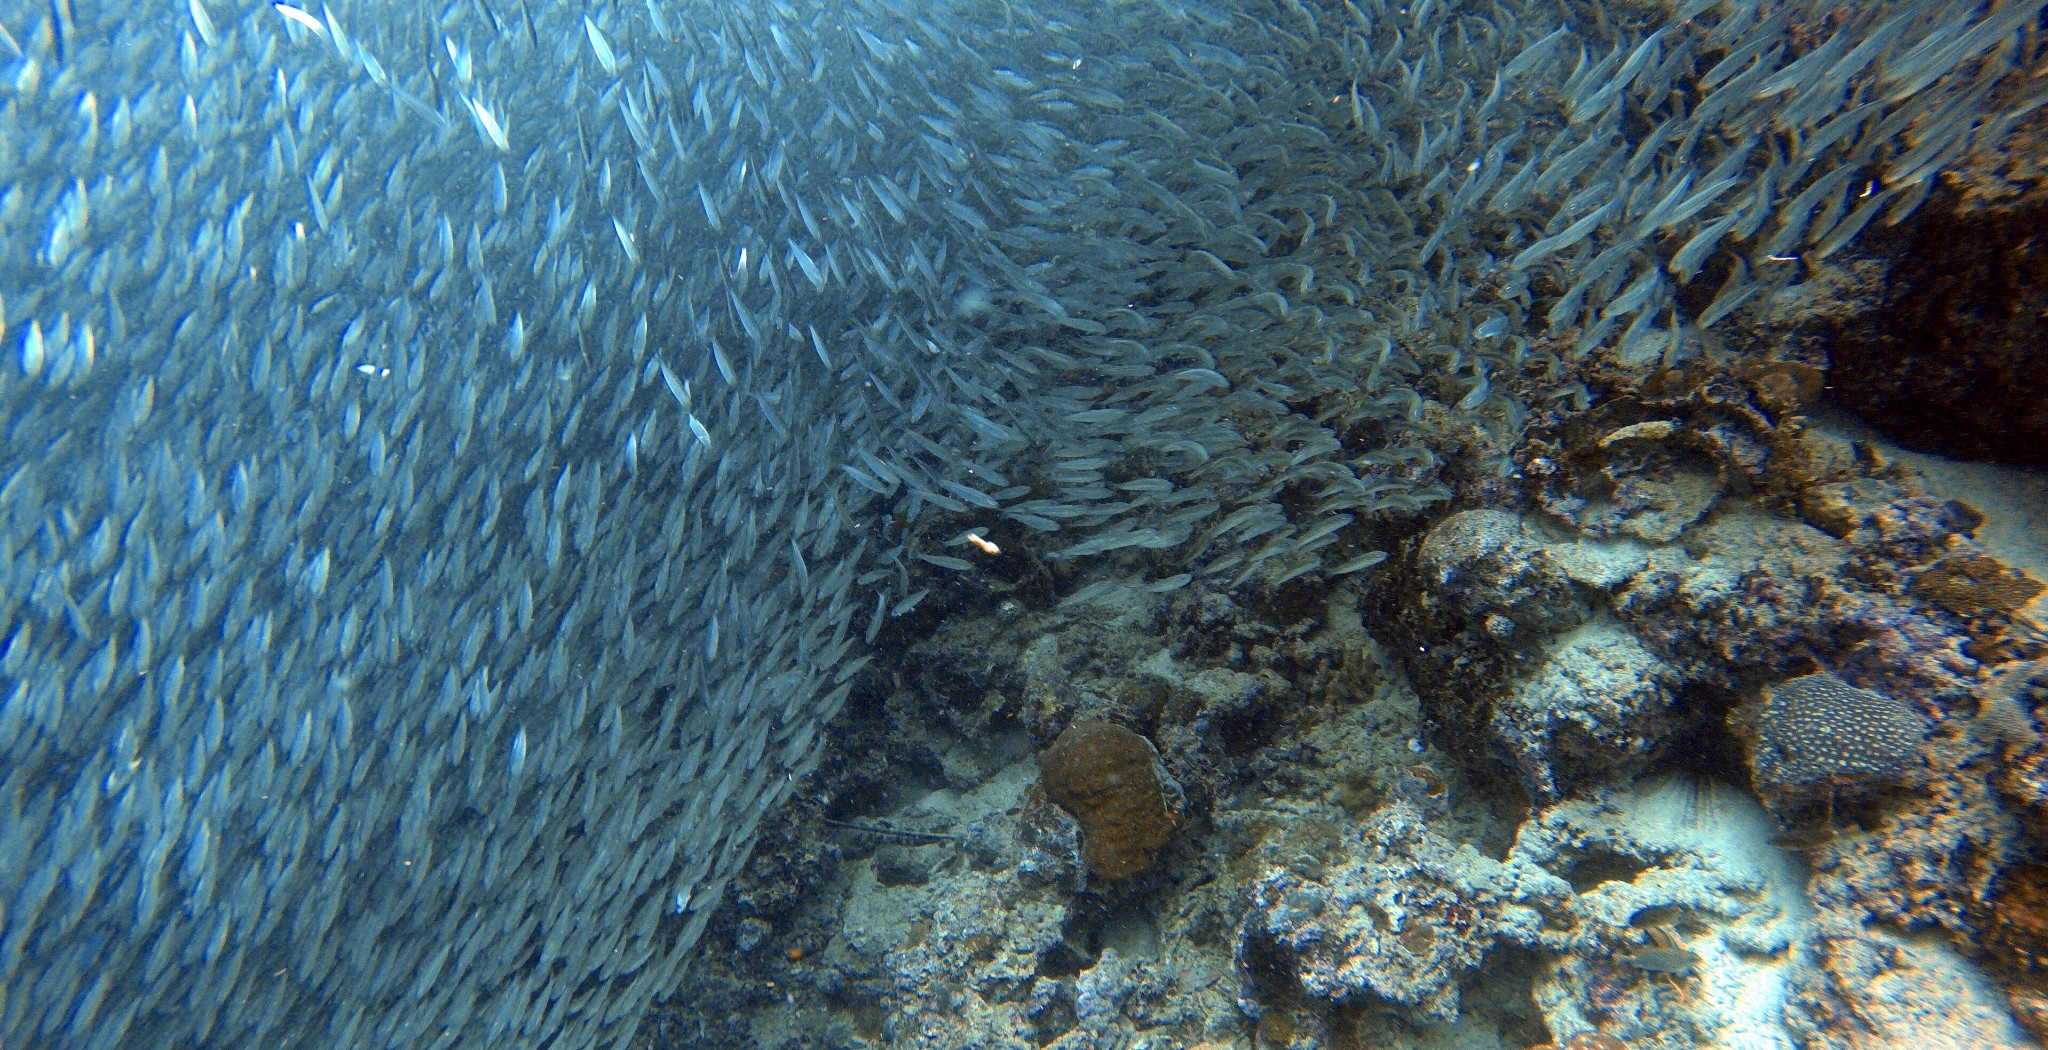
[637,181,2048,1049]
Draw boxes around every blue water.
[1,0,2041,1045]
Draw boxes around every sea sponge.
[1038,720,1180,880]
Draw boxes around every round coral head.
[1038,720,1178,880]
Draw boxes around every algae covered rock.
[1492,624,1683,800]
[1232,802,1549,1024]
[1387,508,1591,757]
[1389,507,1686,802]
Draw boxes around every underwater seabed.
[9,0,2048,1043]
[642,381,2048,1045]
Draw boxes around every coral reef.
[1234,801,1555,1024]
[7,0,2046,1038]
[1039,720,1184,881]
[1737,671,1933,806]
[644,404,2048,1049]
[640,182,2048,1050]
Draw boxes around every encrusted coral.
[1786,910,2040,1049]
[1386,507,1699,802]
[1491,625,1683,800]
[1912,553,2047,619]
[1984,864,2048,977]
[1038,720,1182,881]
[1233,801,1557,1024]
[1235,781,1809,1042]
[1412,510,1593,642]
[1386,510,1592,791]
[1805,740,2022,953]
[1985,662,2048,819]
[1520,350,1829,543]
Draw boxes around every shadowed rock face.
[1828,203,2048,468]
[1038,720,1178,881]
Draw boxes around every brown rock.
[2010,985,2048,1043]
[1985,863,2048,974]
[1826,204,2048,468]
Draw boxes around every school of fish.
[0,0,2037,1045]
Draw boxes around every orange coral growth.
[1038,719,1178,880]
[1985,863,2048,973]
[1747,360,1826,415]
[1912,553,2045,618]
[2010,984,2048,1043]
